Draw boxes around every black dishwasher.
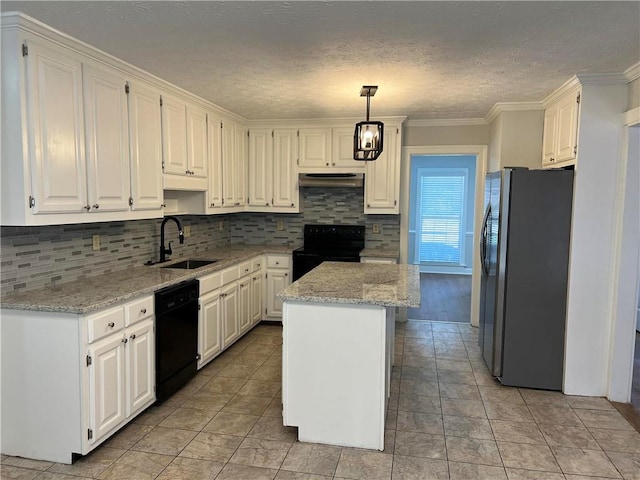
[155,280,199,402]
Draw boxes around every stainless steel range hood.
[299,173,364,188]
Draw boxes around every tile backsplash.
[1,188,399,292]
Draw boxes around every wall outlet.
[276,220,284,231]
[92,234,100,251]
[183,226,191,238]
[372,224,380,234]
[218,221,224,231]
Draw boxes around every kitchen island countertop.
[359,248,399,259]
[1,244,295,314]
[278,261,420,308]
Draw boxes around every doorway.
[400,146,488,326]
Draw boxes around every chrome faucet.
[159,216,184,263]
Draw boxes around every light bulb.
[362,130,374,149]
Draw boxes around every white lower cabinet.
[198,289,222,368]
[221,282,239,348]
[251,270,263,326]
[238,274,252,334]
[1,294,155,464]
[86,306,154,446]
[265,254,292,319]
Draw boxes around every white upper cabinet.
[222,120,236,208]
[365,126,400,214]
[83,61,131,213]
[332,127,365,170]
[298,128,331,170]
[206,113,224,210]
[235,124,248,207]
[272,128,299,209]
[248,128,299,212]
[161,94,208,190]
[248,128,272,208]
[25,36,87,215]
[0,25,167,225]
[160,94,188,176]
[298,126,364,172]
[542,87,581,168]
[127,79,163,212]
[186,105,208,179]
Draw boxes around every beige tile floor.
[2,320,640,480]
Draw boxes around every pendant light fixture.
[353,85,384,161]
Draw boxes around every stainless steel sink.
[160,259,218,270]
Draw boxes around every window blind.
[418,173,465,264]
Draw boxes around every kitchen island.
[277,262,420,450]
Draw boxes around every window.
[416,168,468,265]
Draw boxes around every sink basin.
[161,259,218,270]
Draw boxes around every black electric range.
[292,224,365,281]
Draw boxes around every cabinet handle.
[161,203,166,208]
[332,162,335,166]
[245,268,249,273]
[284,273,288,277]
[275,261,279,265]
[550,157,555,162]
[122,338,128,344]
[210,203,215,207]
[92,204,99,209]
[130,334,136,339]
[291,203,294,207]
[253,275,260,280]
[84,205,91,211]
[326,162,329,166]
[141,308,147,314]
[266,202,269,206]
[107,322,115,328]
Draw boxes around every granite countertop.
[278,261,420,308]
[359,248,400,259]
[1,244,295,314]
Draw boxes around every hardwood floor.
[406,273,471,323]
[612,331,640,433]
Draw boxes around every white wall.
[563,81,629,397]
[488,110,544,172]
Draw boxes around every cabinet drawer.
[199,271,222,295]
[251,256,263,272]
[238,261,252,277]
[125,295,154,326]
[266,255,290,269]
[221,265,238,285]
[87,305,125,343]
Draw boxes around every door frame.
[400,145,488,326]
[607,107,640,402]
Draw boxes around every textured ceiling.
[2,1,638,120]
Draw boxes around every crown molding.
[542,76,582,107]
[624,62,640,82]
[484,102,544,124]
[576,73,628,85]
[247,116,407,128]
[405,118,486,127]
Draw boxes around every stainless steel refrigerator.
[478,168,573,390]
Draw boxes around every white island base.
[282,301,395,450]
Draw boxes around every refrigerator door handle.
[480,205,491,275]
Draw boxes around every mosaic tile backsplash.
[1,188,399,292]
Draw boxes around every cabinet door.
[238,275,252,334]
[125,319,155,417]
[365,127,399,214]
[82,62,130,213]
[273,128,299,208]
[88,334,126,443]
[161,94,188,176]
[186,105,208,178]
[221,282,239,348]
[251,272,263,325]
[221,121,236,207]
[199,290,221,367]
[235,125,248,207]
[128,80,164,211]
[332,127,365,170]
[556,92,580,163]
[207,114,224,209]
[298,128,331,169]
[248,128,273,207]
[25,37,87,214]
[266,270,290,318]
[542,103,559,166]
